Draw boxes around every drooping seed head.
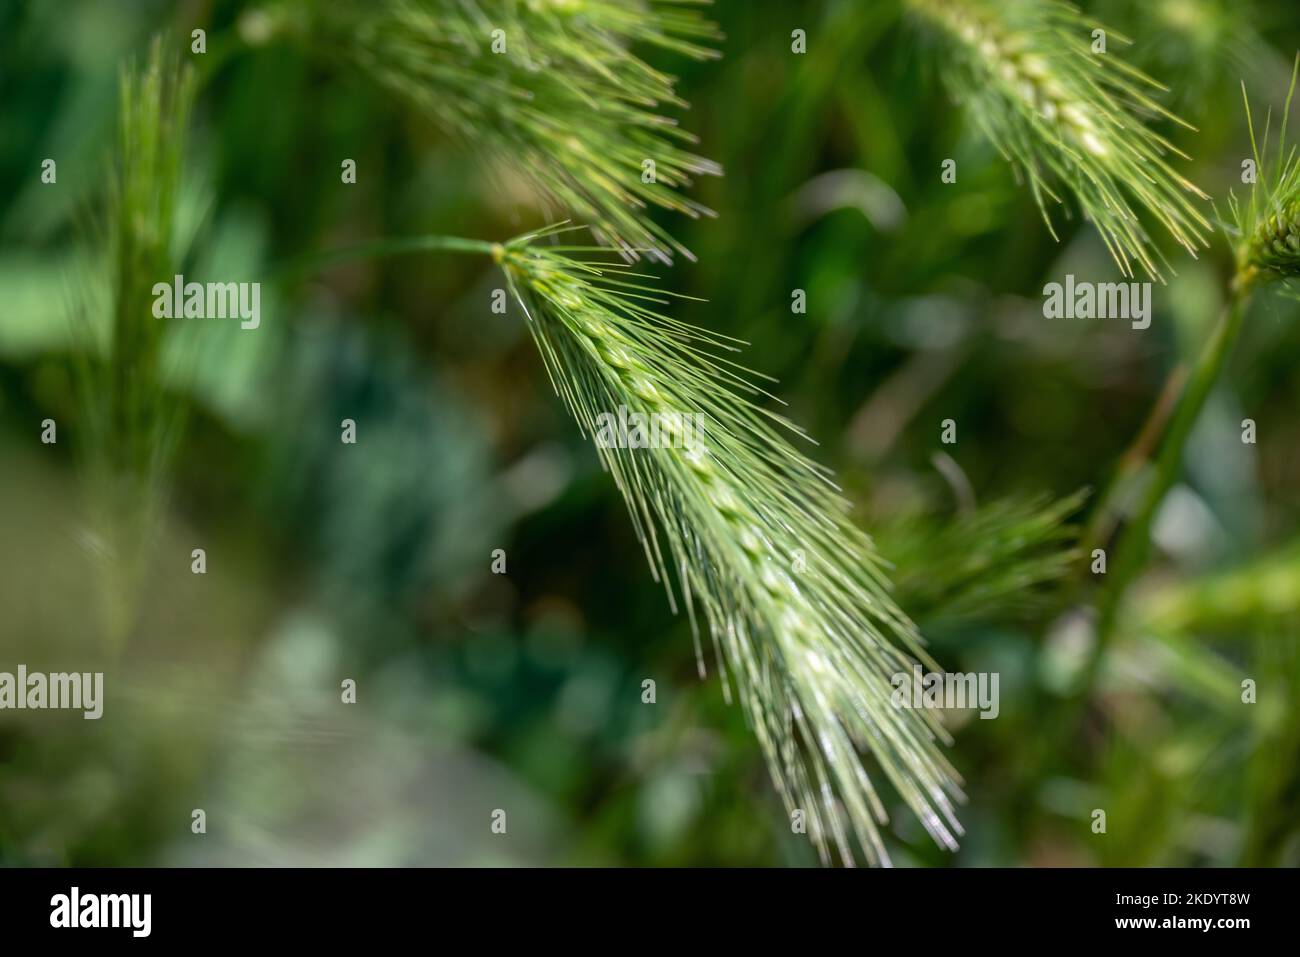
[495,227,965,865]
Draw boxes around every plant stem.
[1015,284,1253,809]
[269,234,496,285]
[1079,285,1252,696]
[1079,364,1188,563]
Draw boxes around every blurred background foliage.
[1,0,1298,866]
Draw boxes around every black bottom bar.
[1,867,1291,943]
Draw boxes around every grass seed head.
[910,0,1211,280]
[496,227,964,865]
[318,0,722,263]
[1230,55,1300,292]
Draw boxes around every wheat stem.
[1086,289,1248,685]
[1074,58,1300,709]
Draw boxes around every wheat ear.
[301,0,721,263]
[488,226,963,865]
[908,0,1211,280]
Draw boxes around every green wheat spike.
[299,0,723,264]
[491,226,964,866]
[1230,55,1300,291]
[909,0,1211,281]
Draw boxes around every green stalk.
[1030,67,1297,811]
[270,234,496,285]
[1078,365,1187,565]
[1016,282,1252,810]
[1081,284,1251,696]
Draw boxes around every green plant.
[299,225,966,865]
[1088,58,1300,674]
[496,228,967,864]
[75,38,196,647]
[908,0,1211,279]
[239,1,974,864]
[34,0,1147,867]
[297,0,722,262]
[1231,62,1300,290]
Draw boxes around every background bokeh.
[1,0,1298,866]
